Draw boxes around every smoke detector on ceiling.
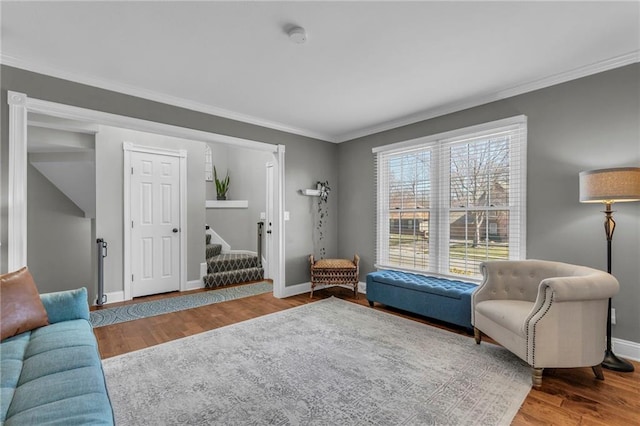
[288,26,307,44]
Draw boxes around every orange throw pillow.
[1,267,49,340]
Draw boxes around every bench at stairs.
[203,234,264,288]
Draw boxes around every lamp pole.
[601,202,634,372]
[579,167,640,373]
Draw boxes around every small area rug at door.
[103,297,531,425]
[90,281,272,327]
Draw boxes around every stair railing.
[96,238,108,306]
[257,221,264,267]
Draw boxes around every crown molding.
[0,54,336,142]
[3,51,637,144]
[335,51,640,143]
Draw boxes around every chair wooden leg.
[532,368,544,389]
[592,364,605,380]
[474,327,482,344]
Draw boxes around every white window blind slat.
[374,116,527,279]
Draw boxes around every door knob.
[172,228,179,233]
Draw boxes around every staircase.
[203,234,264,288]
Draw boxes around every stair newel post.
[96,238,108,306]
[257,221,264,268]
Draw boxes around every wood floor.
[93,284,640,425]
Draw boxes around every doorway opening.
[7,91,286,303]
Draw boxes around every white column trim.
[272,144,287,298]
[178,149,188,293]
[122,144,133,300]
[7,91,28,271]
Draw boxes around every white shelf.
[301,189,321,196]
[206,200,248,209]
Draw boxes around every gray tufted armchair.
[471,259,619,388]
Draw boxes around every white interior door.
[130,151,181,297]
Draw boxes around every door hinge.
[131,167,134,175]
[132,221,134,228]
[132,274,134,282]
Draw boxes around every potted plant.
[214,166,230,200]
[315,180,330,258]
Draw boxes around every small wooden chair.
[309,254,360,298]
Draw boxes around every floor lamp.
[579,167,640,372]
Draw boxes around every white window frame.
[373,115,527,280]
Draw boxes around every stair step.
[206,243,222,259]
[207,253,260,273]
[203,267,264,288]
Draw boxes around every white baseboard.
[200,262,207,279]
[94,290,124,305]
[613,338,640,362]
[282,281,367,298]
[281,282,311,298]
[94,278,206,305]
[186,279,205,291]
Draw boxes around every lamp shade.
[579,167,640,203]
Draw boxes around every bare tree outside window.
[387,151,431,270]
[375,116,526,279]
[449,137,510,274]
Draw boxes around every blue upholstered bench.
[366,270,478,330]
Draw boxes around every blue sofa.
[366,270,477,330]
[0,288,114,425]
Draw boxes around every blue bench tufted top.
[367,270,477,300]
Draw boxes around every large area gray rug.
[102,297,531,425]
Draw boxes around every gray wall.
[27,163,94,298]
[284,137,339,282]
[205,142,271,253]
[0,65,337,287]
[338,63,640,342]
[95,125,206,294]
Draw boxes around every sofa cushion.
[0,333,31,423]
[40,288,90,324]
[475,299,534,335]
[1,268,49,341]
[19,320,104,382]
[4,319,114,425]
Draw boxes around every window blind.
[373,116,527,279]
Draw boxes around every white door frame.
[6,91,287,299]
[123,142,187,301]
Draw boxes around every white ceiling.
[1,1,638,142]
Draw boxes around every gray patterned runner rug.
[90,281,272,327]
[103,297,530,425]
